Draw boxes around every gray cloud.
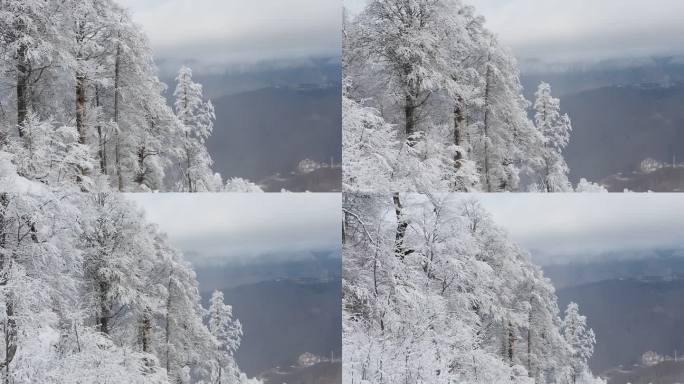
[477,194,684,265]
[345,0,684,63]
[468,0,684,62]
[126,194,341,265]
[117,0,341,65]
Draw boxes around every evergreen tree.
[563,302,596,384]
[533,82,573,192]
[173,66,218,193]
[208,290,243,384]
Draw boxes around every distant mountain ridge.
[558,82,684,183]
[161,59,342,191]
[200,279,341,378]
[193,250,341,291]
[541,251,684,289]
[160,57,341,99]
[521,59,684,187]
[206,85,341,187]
[601,166,684,192]
[545,254,684,375]
[556,277,684,374]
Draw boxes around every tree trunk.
[0,195,17,382]
[165,276,173,377]
[185,136,193,193]
[142,311,151,353]
[75,72,87,145]
[114,42,123,192]
[342,209,347,245]
[135,144,146,186]
[453,96,466,191]
[0,227,16,383]
[454,98,465,165]
[483,54,493,192]
[16,42,29,138]
[95,86,107,175]
[404,94,415,140]
[507,319,515,365]
[392,193,412,260]
[98,280,110,335]
[1,299,17,384]
[182,83,194,193]
[403,70,421,147]
[527,309,533,376]
[541,100,552,193]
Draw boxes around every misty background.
[119,0,342,192]
[479,194,684,383]
[127,194,343,384]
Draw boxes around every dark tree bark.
[114,41,123,191]
[1,300,17,384]
[95,86,107,175]
[165,275,173,376]
[14,13,30,139]
[135,144,146,186]
[507,319,515,365]
[75,72,87,145]
[16,43,29,138]
[454,96,465,166]
[392,193,413,260]
[141,309,152,353]
[98,281,110,335]
[404,94,416,139]
[482,52,493,192]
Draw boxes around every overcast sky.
[117,0,341,65]
[476,194,684,265]
[345,0,684,62]
[126,194,341,265]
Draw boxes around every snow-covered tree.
[342,81,397,192]
[0,0,254,192]
[562,302,596,384]
[343,0,550,193]
[173,66,218,192]
[207,290,243,384]
[223,178,264,193]
[533,82,573,192]
[343,193,604,384]
[0,155,258,383]
[575,179,608,193]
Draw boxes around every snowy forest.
[342,194,604,383]
[342,0,606,193]
[0,163,260,383]
[0,0,262,192]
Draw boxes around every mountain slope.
[556,278,684,373]
[201,279,342,377]
[205,86,342,185]
[560,83,684,183]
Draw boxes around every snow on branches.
[343,0,603,193]
[0,0,260,192]
[342,194,604,384]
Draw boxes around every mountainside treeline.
[342,194,603,383]
[342,0,604,193]
[0,157,260,383]
[0,0,261,192]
